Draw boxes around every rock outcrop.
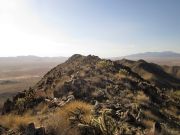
[25,123,45,135]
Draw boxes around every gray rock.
[154,122,162,135]
[67,95,75,102]
[1,98,14,115]
[25,123,36,135]
[36,127,45,135]
[0,125,6,135]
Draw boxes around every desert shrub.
[15,98,26,114]
[159,105,180,120]
[141,119,154,129]
[97,60,114,69]
[119,69,129,76]
[14,88,44,114]
[169,90,180,102]
[135,91,149,104]
[0,101,3,112]
[34,102,49,115]
[24,102,49,116]
[115,72,126,79]
[142,110,160,122]
[44,100,93,135]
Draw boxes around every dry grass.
[115,72,126,79]
[143,110,160,122]
[44,100,93,135]
[162,106,179,119]
[0,114,38,129]
[60,100,93,122]
[35,103,49,115]
[141,119,154,129]
[136,91,149,103]
[24,102,49,116]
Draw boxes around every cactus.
[91,109,118,135]
[68,108,119,135]
[69,107,86,126]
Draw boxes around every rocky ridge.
[1,54,180,135]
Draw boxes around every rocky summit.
[1,54,180,135]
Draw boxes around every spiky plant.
[91,109,118,135]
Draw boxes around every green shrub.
[97,60,114,69]
[15,98,26,114]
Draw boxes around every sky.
[0,0,180,57]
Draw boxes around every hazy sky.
[0,0,180,57]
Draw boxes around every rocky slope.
[117,59,180,89]
[162,65,180,79]
[1,54,180,135]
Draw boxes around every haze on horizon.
[0,0,180,57]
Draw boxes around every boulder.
[25,123,46,135]
[1,98,14,115]
[0,125,7,135]
[154,122,162,135]
[36,127,45,135]
[25,123,36,135]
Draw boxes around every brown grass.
[143,110,160,121]
[162,106,179,119]
[136,91,149,103]
[141,119,154,129]
[115,72,126,79]
[44,100,93,135]
[0,114,38,129]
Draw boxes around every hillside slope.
[162,65,180,79]
[1,54,180,135]
[117,59,180,89]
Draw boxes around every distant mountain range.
[0,51,180,66]
[112,51,180,66]
[123,51,180,58]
